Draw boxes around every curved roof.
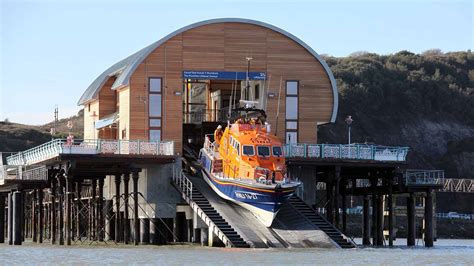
[78,18,339,123]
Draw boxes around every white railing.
[172,168,193,200]
[203,134,216,158]
[0,165,48,183]
[6,139,175,166]
[283,143,409,162]
[405,170,444,186]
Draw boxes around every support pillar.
[123,173,130,244]
[342,193,347,234]
[38,189,44,243]
[140,218,150,244]
[104,200,114,241]
[114,174,121,243]
[91,178,97,241]
[32,190,37,242]
[388,180,394,247]
[12,191,22,245]
[98,177,104,241]
[362,195,371,245]
[376,194,384,246]
[424,189,434,247]
[50,178,57,245]
[58,177,64,245]
[371,179,378,245]
[65,177,73,246]
[0,194,4,243]
[407,193,416,246]
[132,170,140,245]
[8,192,13,245]
[75,181,82,240]
[149,218,158,244]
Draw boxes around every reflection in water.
[0,239,473,265]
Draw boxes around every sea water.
[0,239,473,265]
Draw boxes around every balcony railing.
[283,143,409,162]
[0,165,48,184]
[405,169,444,186]
[6,139,175,166]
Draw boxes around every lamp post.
[345,115,353,145]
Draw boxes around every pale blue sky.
[1,0,472,125]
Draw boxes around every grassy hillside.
[0,109,84,153]
[319,50,474,177]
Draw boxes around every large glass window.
[257,146,270,157]
[149,77,162,141]
[242,145,255,156]
[285,80,299,144]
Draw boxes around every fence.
[283,143,409,162]
[6,139,175,166]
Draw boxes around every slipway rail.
[6,139,174,166]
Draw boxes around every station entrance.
[182,71,267,148]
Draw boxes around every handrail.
[172,168,193,200]
[283,143,409,162]
[6,139,175,166]
[405,169,444,186]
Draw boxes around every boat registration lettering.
[235,191,258,200]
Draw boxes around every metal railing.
[6,139,175,166]
[0,165,48,183]
[283,143,409,162]
[441,178,474,193]
[172,168,193,200]
[405,169,444,186]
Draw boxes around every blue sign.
[183,71,266,80]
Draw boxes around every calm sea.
[0,239,473,265]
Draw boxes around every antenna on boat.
[275,76,283,136]
[264,74,271,111]
[228,72,236,119]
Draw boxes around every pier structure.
[0,19,443,249]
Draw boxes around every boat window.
[272,146,283,157]
[242,145,255,156]
[257,146,270,157]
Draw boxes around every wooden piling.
[91,178,97,240]
[66,177,73,245]
[51,178,57,245]
[59,178,64,245]
[376,194,384,246]
[12,191,22,245]
[76,181,82,240]
[132,171,140,245]
[98,177,104,241]
[32,190,37,242]
[362,195,371,245]
[0,194,5,243]
[8,192,13,245]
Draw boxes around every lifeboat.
[198,109,301,227]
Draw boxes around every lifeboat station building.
[0,18,440,249]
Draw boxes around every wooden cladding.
[123,22,334,151]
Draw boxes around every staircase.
[190,186,249,248]
[288,195,356,249]
[172,170,249,248]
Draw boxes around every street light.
[345,115,353,145]
[245,56,253,100]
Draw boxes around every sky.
[0,0,472,125]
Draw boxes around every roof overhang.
[95,112,119,129]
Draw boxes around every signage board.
[183,71,266,80]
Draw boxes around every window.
[285,80,298,144]
[150,130,161,141]
[285,97,298,120]
[272,146,283,157]
[149,77,162,141]
[286,121,297,130]
[150,119,161,127]
[286,81,298,95]
[257,146,270,157]
[242,145,255,156]
[149,94,162,116]
[150,78,162,92]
